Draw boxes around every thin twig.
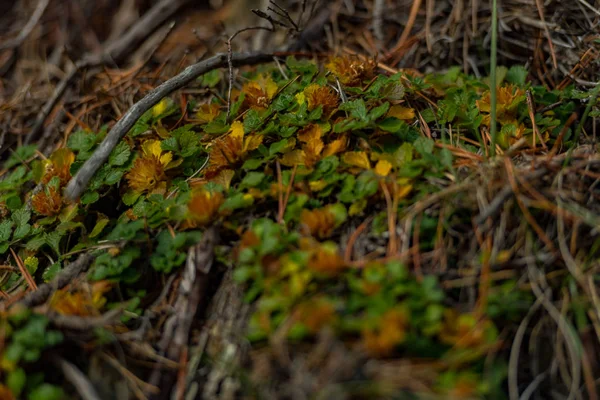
[226,22,276,121]
[489,0,498,157]
[372,0,385,43]
[13,254,94,308]
[57,357,103,400]
[49,307,124,330]
[65,52,272,202]
[10,248,37,291]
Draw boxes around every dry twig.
[65,51,272,202]
[12,253,94,308]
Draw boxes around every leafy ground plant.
[1,55,599,399]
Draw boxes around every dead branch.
[65,51,272,202]
[146,226,218,398]
[13,253,94,308]
[49,306,124,330]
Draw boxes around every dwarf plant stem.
[489,0,499,157]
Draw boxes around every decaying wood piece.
[147,226,219,399]
[184,264,254,400]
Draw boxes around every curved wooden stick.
[64,51,272,202]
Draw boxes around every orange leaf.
[322,136,348,157]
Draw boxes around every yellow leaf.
[374,160,392,176]
[280,149,306,166]
[243,134,264,153]
[152,98,169,117]
[164,157,183,170]
[229,121,244,140]
[196,103,221,123]
[155,124,170,139]
[142,140,163,159]
[210,169,235,190]
[349,198,367,215]
[387,105,415,121]
[295,92,306,105]
[342,151,371,169]
[394,181,413,199]
[42,148,75,186]
[263,75,278,99]
[299,124,324,160]
[159,152,173,167]
[322,136,348,157]
[309,180,328,191]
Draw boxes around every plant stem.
[489,0,499,157]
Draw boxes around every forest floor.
[1,1,600,399]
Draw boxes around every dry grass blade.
[10,248,37,291]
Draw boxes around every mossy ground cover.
[0,55,599,399]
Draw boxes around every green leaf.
[203,120,229,135]
[506,65,528,86]
[242,158,265,170]
[89,215,110,238]
[57,221,84,233]
[5,195,22,210]
[0,220,13,242]
[369,102,390,121]
[42,262,61,282]
[12,224,31,240]
[44,231,63,255]
[339,99,368,121]
[68,130,97,152]
[25,235,45,251]
[333,118,368,133]
[128,120,150,137]
[271,93,294,112]
[6,368,26,397]
[107,220,145,241]
[105,170,124,185]
[161,137,179,152]
[178,130,200,157]
[81,191,100,205]
[377,118,406,133]
[220,193,254,211]
[394,142,414,165]
[4,145,37,169]
[240,172,265,188]
[122,190,141,206]
[285,56,317,80]
[269,138,293,156]
[28,384,66,400]
[244,109,262,132]
[414,137,434,155]
[308,106,323,121]
[200,69,221,87]
[12,208,31,227]
[108,142,131,166]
